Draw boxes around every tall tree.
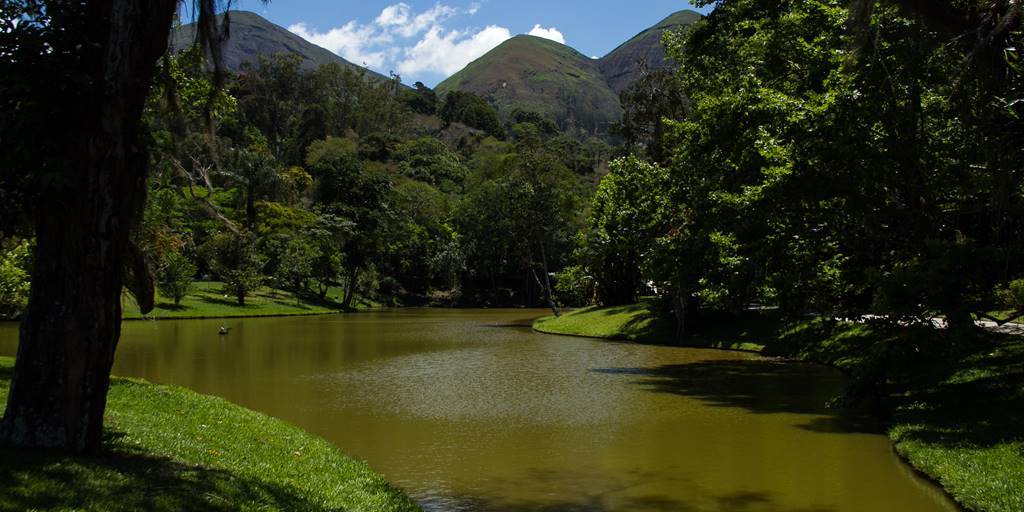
[580,157,672,305]
[0,0,241,453]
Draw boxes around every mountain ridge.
[436,35,622,135]
[436,9,702,135]
[171,11,390,81]
[171,9,703,136]
[598,10,703,94]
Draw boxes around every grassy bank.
[535,303,1024,512]
[0,357,419,512]
[121,281,382,320]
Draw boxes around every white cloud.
[289,2,510,83]
[288,21,391,68]
[398,25,512,77]
[527,24,565,44]
[397,3,458,38]
[376,3,411,27]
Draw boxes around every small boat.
[218,326,231,335]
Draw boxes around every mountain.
[435,10,702,136]
[435,35,622,135]
[598,10,702,94]
[171,11,388,80]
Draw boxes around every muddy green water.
[0,310,956,511]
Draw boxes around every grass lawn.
[534,299,676,344]
[0,357,419,512]
[121,281,383,320]
[535,304,1024,512]
[535,298,770,351]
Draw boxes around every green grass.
[535,304,1024,512]
[0,357,419,512]
[121,281,383,320]
[535,299,768,351]
[887,336,1024,512]
[534,299,676,344]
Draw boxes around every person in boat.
[219,325,230,335]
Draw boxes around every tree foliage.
[640,0,1024,329]
[579,156,671,305]
[440,90,504,138]
[202,232,266,306]
[156,251,197,305]
[0,238,31,319]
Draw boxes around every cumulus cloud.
[375,4,411,27]
[398,25,512,77]
[374,2,458,38]
[527,24,565,44]
[289,2,518,83]
[288,21,390,69]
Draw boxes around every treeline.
[567,0,1024,332]
[131,48,615,311]
[0,47,614,316]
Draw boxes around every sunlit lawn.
[122,281,382,320]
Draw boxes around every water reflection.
[0,311,956,511]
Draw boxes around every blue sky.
[227,1,712,86]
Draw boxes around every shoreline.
[0,356,419,511]
[533,305,1022,512]
[535,319,961,509]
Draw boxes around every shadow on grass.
[891,335,1024,449]
[0,434,321,512]
[198,297,259,309]
[592,359,881,434]
[153,302,188,312]
[271,300,313,310]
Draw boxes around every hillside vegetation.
[598,10,703,94]
[437,35,622,136]
[436,10,703,136]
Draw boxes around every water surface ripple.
[0,309,957,511]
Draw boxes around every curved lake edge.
[534,307,997,511]
[0,309,987,511]
[0,356,419,512]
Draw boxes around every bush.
[996,278,1024,315]
[554,265,596,307]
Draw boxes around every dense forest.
[1,48,610,316]
[575,0,1024,335]
[2,0,1023,329]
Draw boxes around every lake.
[0,309,957,511]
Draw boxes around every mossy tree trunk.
[0,0,177,454]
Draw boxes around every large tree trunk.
[0,0,177,453]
